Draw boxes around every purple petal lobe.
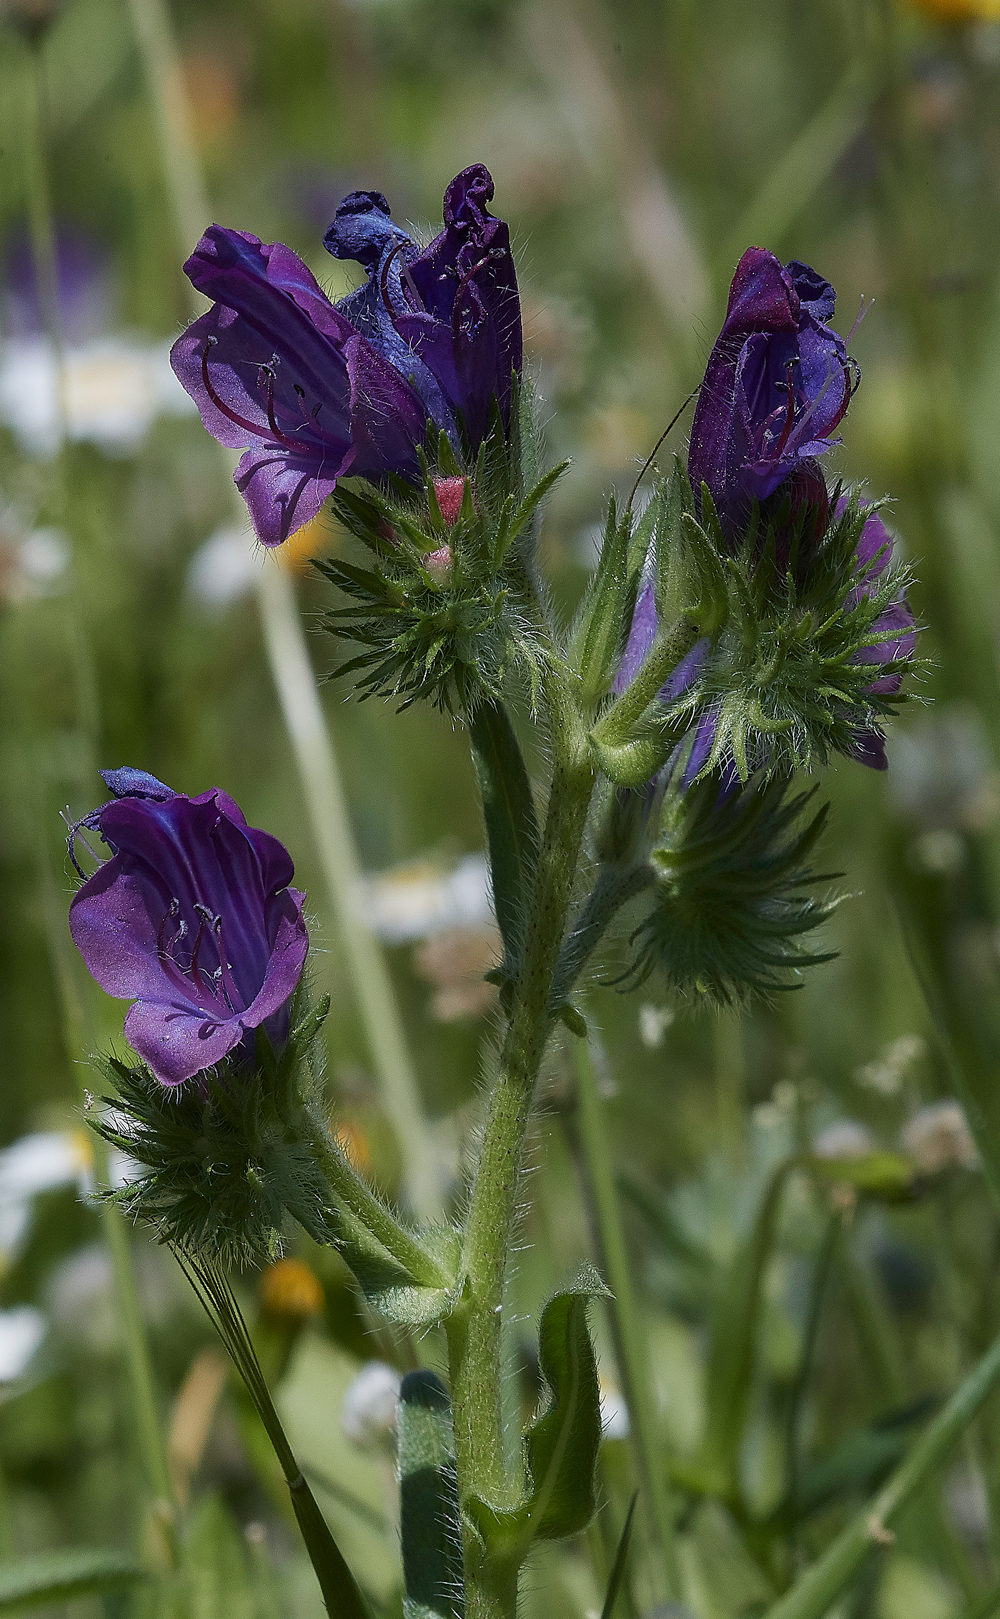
[170,225,428,546]
[613,581,659,694]
[689,246,851,539]
[400,164,523,446]
[100,768,175,801]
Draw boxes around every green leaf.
[600,1493,638,1619]
[0,1549,144,1612]
[765,1399,936,1531]
[698,1157,796,1495]
[470,698,538,965]
[522,1265,609,1541]
[761,1326,1000,1619]
[398,1371,464,1619]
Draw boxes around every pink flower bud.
[432,477,468,527]
[423,545,453,584]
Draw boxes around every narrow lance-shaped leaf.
[762,1325,1000,1619]
[697,1156,797,1496]
[600,1494,638,1619]
[0,1550,144,1613]
[522,1265,609,1541]
[569,492,656,711]
[469,697,538,967]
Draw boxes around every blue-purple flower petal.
[688,247,852,536]
[171,227,427,547]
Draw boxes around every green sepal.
[589,725,674,789]
[619,773,840,1004]
[494,459,571,569]
[568,492,654,712]
[669,491,917,779]
[280,995,331,1073]
[653,461,726,636]
[469,697,538,968]
[522,1266,609,1540]
[678,512,729,636]
[398,1371,464,1619]
[92,991,333,1267]
[318,436,564,714]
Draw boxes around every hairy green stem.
[591,619,697,749]
[448,676,596,1619]
[764,1326,1000,1619]
[301,1112,450,1289]
[570,1033,682,1601]
[126,0,442,1220]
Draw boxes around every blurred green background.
[5,0,1000,1614]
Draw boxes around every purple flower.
[688,247,855,538]
[325,165,522,452]
[69,771,308,1086]
[170,165,521,549]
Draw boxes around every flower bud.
[431,476,468,527]
[423,544,453,585]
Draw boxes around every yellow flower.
[277,513,335,572]
[259,1258,324,1321]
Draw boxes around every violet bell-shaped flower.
[68,769,308,1086]
[170,165,521,548]
[324,165,522,452]
[688,247,857,539]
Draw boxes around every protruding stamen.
[259,366,314,454]
[772,364,799,460]
[213,914,242,1014]
[200,341,269,439]
[452,254,491,337]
